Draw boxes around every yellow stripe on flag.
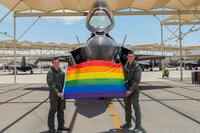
[66,72,124,81]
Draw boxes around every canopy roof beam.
[162,21,200,25]
[17,17,41,41]
[0,0,22,23]
[15,10,200,17]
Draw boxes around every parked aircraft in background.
[0,63,3,70]
[4,56,38,74]
[182,59,200,70]
[167,57,200,70]
[167,57,179,68]
[138,59,162,71]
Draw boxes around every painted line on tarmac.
[0,84,15,89]
[0,84,47,105]
[159,80,200,93]
[0,90,34,105]
[0,97,49,132]
[143,82,200,102]
[108,102,123,133]
[140,91,200,125]
[0,84,32,94]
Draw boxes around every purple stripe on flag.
[63,92,125,99]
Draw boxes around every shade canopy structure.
[166,14,200,21]
[165,3,200,21]
[1,0,200,13]
[0,40,80,50]
[1,0,200,83]
[130,44,180,52]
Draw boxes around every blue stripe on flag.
[63,85,126,94]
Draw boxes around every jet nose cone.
[85,36,116,60]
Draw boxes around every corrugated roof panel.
[0,0,29,12]
[61,0,84,12]
[79,0,94,11]
[115,0,134,10]
[0,0,200,13]
[165,0,199,10]
[23,0,48,12]
[38,0,64,12]
[130,0,170,10]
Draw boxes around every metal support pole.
[152,60,155,71]
[179,15,183,81]
[154,15,179,40]
[40,49,42,74]
[3,36,5,56]
[3,38,5,70]
[161,24,164,76]
[14,14,17,83]
[29,49,31,63]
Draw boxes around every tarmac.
[0,69,200,133]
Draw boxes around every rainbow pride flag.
[62,60,126,99]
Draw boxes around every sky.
[0,4,200,46]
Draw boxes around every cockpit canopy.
[86,0,114,34]
[89,9,112,32]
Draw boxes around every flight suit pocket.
[49,93,58,111]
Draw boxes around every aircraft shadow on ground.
[74,98,111,118]
[23,86,49,91]
[139,85,173,91]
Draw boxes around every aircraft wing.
[136,55,165,61]
[114,46,165,66]
[34,55,74,66]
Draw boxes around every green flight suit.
[123,61,142,129]
[47,66,66,132]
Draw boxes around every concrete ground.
[0,69,199,133]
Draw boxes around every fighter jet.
[137,59,162,71]
[4,56,38,74]
[70,0,127,65]
[181,59,200,70]
[70,0,164,66]
[39,0,164,66]
[167,57,179,68]
[0,63,3,70]
[166,57,200,70]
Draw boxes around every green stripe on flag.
[66,78,124,87]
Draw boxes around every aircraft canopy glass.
[89,9,112,31]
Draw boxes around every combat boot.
[120,123,132,128]
[57,126,70,131]
[48,128,56,133]
[133,127,142,133]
